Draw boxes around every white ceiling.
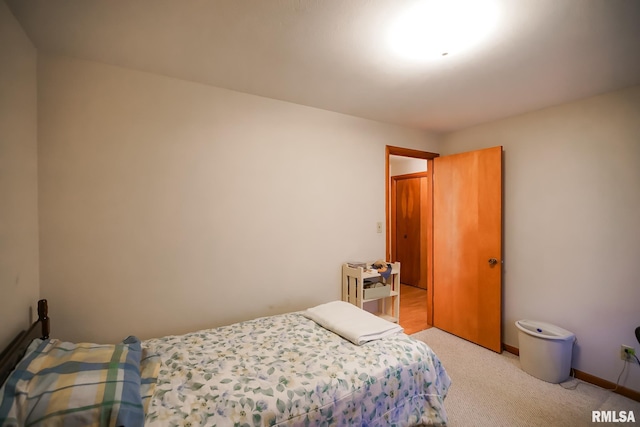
[6,0,640,133]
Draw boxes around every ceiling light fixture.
[387,0,500,62]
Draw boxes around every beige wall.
[0,3,40,350]
[37,53,440,344]
[440,85,640,391]
[389,155,427,176]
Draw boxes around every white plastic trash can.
[515,320,575,383]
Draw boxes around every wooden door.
[395,177,421,287]
[433,146,502,352]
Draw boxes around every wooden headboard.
[0,299,50,386]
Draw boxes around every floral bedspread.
[143,313,450,426]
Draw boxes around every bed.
[0,300,451,426]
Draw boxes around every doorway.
[386,146,438,330]
[392,172,428,289]
[386,145,503,351]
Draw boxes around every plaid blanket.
[0,337,145,427]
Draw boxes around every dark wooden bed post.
[0,299,50,386]
[38,299,50,339]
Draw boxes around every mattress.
[142,312,450,426]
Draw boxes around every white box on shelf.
[364,284,391,300]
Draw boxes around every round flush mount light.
[387,0,500,62]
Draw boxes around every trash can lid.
[516,320,575,341]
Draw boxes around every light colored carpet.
[411,328,640,427]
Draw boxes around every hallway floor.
[399,283,429,334]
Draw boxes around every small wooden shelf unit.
[342,262,401,323]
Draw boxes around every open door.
[433,146,503,352]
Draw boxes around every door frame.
[385,146,438,325]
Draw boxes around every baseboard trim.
[502,343,519,356]
[572,369,640,402]
[502,343,639,402]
